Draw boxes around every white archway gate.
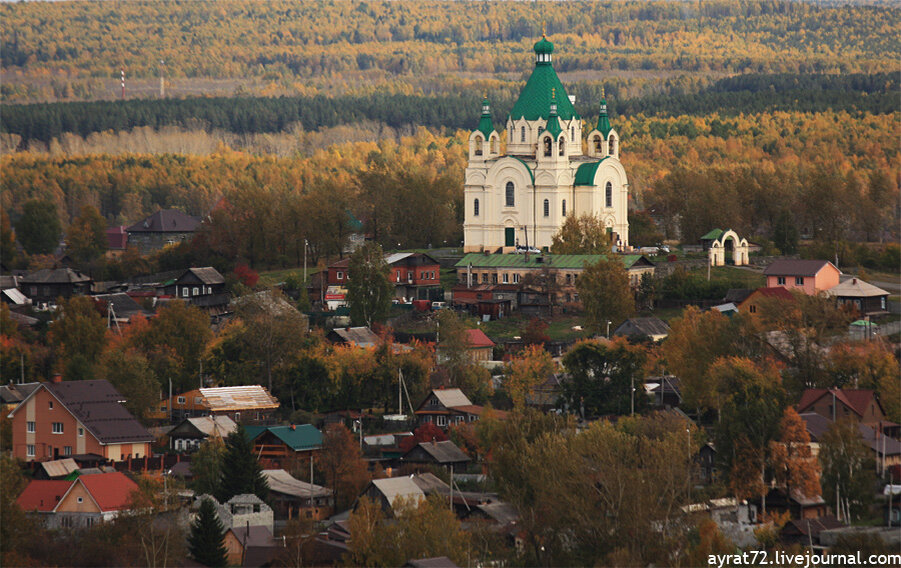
[708,229,749,266]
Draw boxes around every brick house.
[16,471,138,529]
[7,379,153,462]
[763,260,841,294]
[464,329,495,362]
[328,252,442,302]
[797,388,888,428]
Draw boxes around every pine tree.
[188,497,228,567]
[215,425,269,503]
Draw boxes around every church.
[463,35,629,253]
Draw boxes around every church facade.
[464,36,629,253]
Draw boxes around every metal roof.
[763,259,839,277]
[39,458,79,478]
[264,425,323,451]
[370,477,425,510]
[19,267,91,285]
[199,386,279,412]
[126,209,200,233]
[263,469,332,499]
[509,38,579,121]
[826,278,889,298]
[184,416,237,438]
[429,388,472,409]
[404,440,471,465]
[455,253,648,270]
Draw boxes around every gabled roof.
[800,412,900,456]
[0,382,40,405]
[369,477,425,510]
[2,287,30,305]
[614,317,671,338]
[8,380,153,445]
[764,259,839,277]
[227,525,275,549]
[126,209,200,233]
[199,386,279,412]
[427,388,472,409]
[262,425,322,452]
[177,267,225,285]
[16,480,73,512]
[741,287,796,305]
[826,278,889,298]
[700,228,724,241]
[464,328,495,349]
[39,458,79,478]
[73,471,139,512]
[181,416,237,438]
[19,267,91,285]
[798,388,880,419]
[404,440,471,465]
[328,327,380,348]
[262,469,332,499]
[93,293,152,319]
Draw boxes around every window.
[77,497,84,504]
[777,276,786,285]
[192,287,199,296]
[396,271,401,282]
[520,126,526,142]
[177,396,186,405]
[543,199,549,217]
[538,126,544,135]
[543,136,552,157]
[64,446,72,456]
[26,445,35,457]
[481,273,488,284]
[30,286,37,296]
[509,125,514,140]
[571,125,575,140]
[491,274,498,284]
[594,135,602,153]
[505,181,515,207]
[473,198,479,216]
[795,277,804,285]
[559,137,565,156]
[48,401,53,410]
[606,181,613,207]
[749,304,757,314]
[78,427,84,437]
[336,271,344,280]
[52,422,64,434]
[502,273,509,284]
[437,415,447,427]
[182,286,189,297]
[562,200,567,216]
[609,136,616,155]
[513,274,520,284]
[566,274,572,285]
[26,421,35,433]
[475,136,483,156]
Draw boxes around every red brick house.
[764,260,841,294]
[797,388,888,428]
[7,379,153,463]
[328,252,442,302]
[464,329,495,362]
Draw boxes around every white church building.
[464,35,629,253]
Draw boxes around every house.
[738,286,796,315]
[105,226,128,258]
[358,477,426,516]
[613,317,670,341]
[7,378,153,462]
[167,415,237,452]
[451,283,518,320]
[526,373,564,411]
[464,329,495,362]
[224,525,280,567]
[328,252,442,302]
[160,388,210,422]
[246,424,322,469]
[126,209,201,254]
[160,267,229,316]
[92,293,153,327]
[801,412,901,469]
[327,326,381,348]
[414,388,505,428]
[212,493,274,534]
[797,388,887,428]
[19,268,92,304]
[402,440,471,473]
[17,471,139,529]
[262,469,333,521]
[758,488,827,521]
[763,259,841,294]
[826,278,890,316]
[644,375,682,409]
[199,385,280,425]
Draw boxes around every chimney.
[291,424,296,431]
[852,278,857,284]
[50,374,62,384]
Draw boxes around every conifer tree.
[215,425,269,503]
[188,497,228,567]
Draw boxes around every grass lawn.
[706,265,766,288]
[257,267,319,287]
[479,313,590,343]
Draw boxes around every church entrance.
[505,227,515,247]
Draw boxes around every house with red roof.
[738,286,796,315]
[7,378,153,463]
[764,260,841,294]
[464,328,495,362]
[105,226,128,258]
[16,471,138,529]
[797,388,888,429]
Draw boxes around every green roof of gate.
[456,253,647,270]
[700,228,724,240]
[574,158,609,186]
[509,38,579,122]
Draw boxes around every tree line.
[2,72,896,147]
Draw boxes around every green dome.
[533,35,554,55]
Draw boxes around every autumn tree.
[66,204,107,264]
[436,309,491,402]
[575,257,635,333]
[216,425,269,503]
[826,341,900,421]
[16,199,61,255]
[819,419,875,520]
[49,295,107,380]
[399,423,448,454]
[769,407,821,499]
[188,497,228,567]
[191,437,226,498]
[0,210,17,268]
[550,214,609,254]
[505,344,555,410]
[316,423,370,512]
[346,241,392,327]
[96,347,159,422]
[560,337,646,417]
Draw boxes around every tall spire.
[597,87,612,138]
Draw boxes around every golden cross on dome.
[542,21,546,37]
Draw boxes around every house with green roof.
[247,424,323,469]
[464,35,629,255]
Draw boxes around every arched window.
[509,125,514,140]
[474,198,479,216]
[543,199,549,217]
[605,181,613,207]
[562,200,567,216]
[571,125,575,140]
[593,135,602,153]
[543,137,552,157]
[491,135,499,154]
[520,126,526,143]
[505,181,515,207]
[559,137,565,156]
[474,136,483,156]
[608,135,616,155]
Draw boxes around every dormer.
[587,90,619,159]
[469,96,499,161]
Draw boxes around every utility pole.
[303,239,308,283]
[121,68,125,100]
[159,59,165,98]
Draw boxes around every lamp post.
[606,320,612,338]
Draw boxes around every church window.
[571,125,575,140]
[510,125,514,140]
[608,135,616,155]
[538,126,544,135]
[520,126,526,143]
[473,198,479,216]
[593,135,602,153]
[543,199,549,217]
[605,181,613,207]
[505,181,515,207]
[559,137,565,156]
[491,135,499,154]
[475,136,483,156]
[543,137,552,157]
[562,200,566,216]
